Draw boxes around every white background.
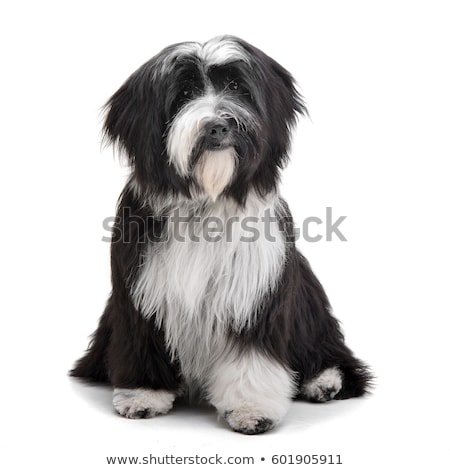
[1,1,449,469]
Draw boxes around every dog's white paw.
[207,349,294,434]
[301,367,342,402]
[222,407,276,435]
[113,388,176,419]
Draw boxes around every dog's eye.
[178,86,198,104]
[228,80,239,91]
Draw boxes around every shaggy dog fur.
[71,35,372,434]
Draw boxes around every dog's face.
[103,35,306,203]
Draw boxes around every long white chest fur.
[132,191,286,383]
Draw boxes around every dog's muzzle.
[204,118,236,149]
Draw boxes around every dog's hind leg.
[70,304,112,383]
[298,361,372,402]
[299,367,343,402]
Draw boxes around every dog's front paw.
[222,408,275,435]
[301,367,342,402]
[208,349,294,434]
[113,388,176,419]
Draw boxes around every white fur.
[157,43,201,78]
[207,348,296,432]
[132,191,286,384]
[201,36,249,66]
[113,388,176,418]
[166,91,256,177]
[194,148,236,201]
[158,36,249,77]
[301,367,342,401]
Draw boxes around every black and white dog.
[71,35,371,434]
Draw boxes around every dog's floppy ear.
[102,58,172,190]
[235,37,307,166]
[268,58,308,124]
[259,53,307,169]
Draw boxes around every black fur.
[71,35,372,429]
[237,201,372,399]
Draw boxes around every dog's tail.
[69,311,111,383]
[337,358,375,399]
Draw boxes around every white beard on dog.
[194,149,236,201]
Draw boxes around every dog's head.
[103,35,306,203]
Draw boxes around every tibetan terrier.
[71,35,372,434]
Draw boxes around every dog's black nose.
[205,119,234,149]
[207,120,230,138]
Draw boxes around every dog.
[71,35,372,434]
